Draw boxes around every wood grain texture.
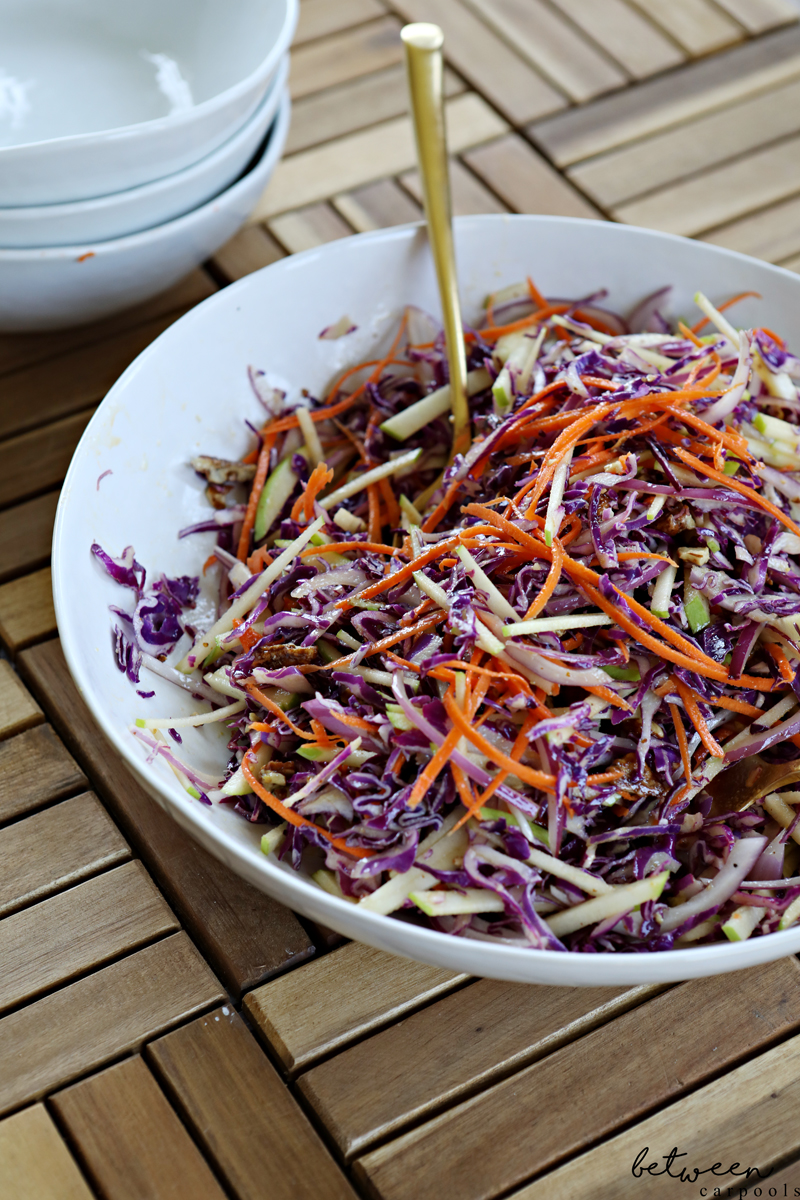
[295,0,386,45]
[244,940,468,1073]
[400,159,508,214]
[0,723,86,824]
[613,129,800,235]
[333,178,422,232]
[210,224,286,282]
[0,490,59,585]
[0,791,128,918]
[0,933,223,1117]
[0,1104,93,1200]
[512,1011,800,1199]
[52,1056,227,1200]
[285,64,464,155]
[569,75,800,207]
[462,134,601,218]
[291,15,403,99]
[0,567,56,653]
[463,0,627,101]
[254,92,508,220]
[714,0,798,33]
[299,979,665,1158]
[701,190,800,262]
[354,957,800,1200]
[386,0,567,125]
[0,661,42,741]
[17,639,315,999]
[0,408,94,512]
[531,24,800,165]
[147,1007,358,1200]
[549,0,685,78]
[269,203,354,253]
[0,860,177,1014]
[627,0,743,55]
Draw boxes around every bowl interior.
[53,215,800,985]
[0,0,288,146]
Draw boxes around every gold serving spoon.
[707,754,800,816]
[401,22,470,472]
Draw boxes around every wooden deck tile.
[52,1056,227,1200]
[291,15,403,99]
[0,932,223,1116]
[382,0,567,125]
[244,940,467,1073]
[0,491,59,585]
[253,92,508,220]
[400,159,508,214]
[17,640,316,999]
[613,129,800,236]
[549,0,685,79]
[0,661,42,741]
[334,178,422,232]
[0,408,93,512]
[781,250,800,273]
[285,63,465,156]
[0,1104,93,1200]
[0,791,127,919]
[147,1007,358,1200]
[0,860,176,1015]
[210,224,286,282]
[462,134,601,218]
[701,191,800,263]
[715,0,798,34]
[627,0,743,56]
[530,24,800,166]
[299,979,664,1158]
[0,724,86,824]
[354,957,800,1200]
[295,0,387,46]
[0,567,56,654]
[269,202,355,253]
[511,1011,800,1199]
[462,0,628,102]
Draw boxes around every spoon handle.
[401,23,470,461]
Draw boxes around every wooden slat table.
[4,4,800,1196]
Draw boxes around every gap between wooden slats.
[0,1104,94,1200]
[294,0,387,47]
[244,941,468,1074]
[298,978,666,1159]
[707,0,798,37]
[0,659,42,741]
[701,189,800,263]
[291,15,404,100]
[400,158,509,215]
[549,0,685,79]
[334,179,422,233]
[463,134,601,219]
[0,724,86,824]
[626,0,744,56]
[270,203,355,254]
[52,1056,228,1200]
[353,957,800,1200]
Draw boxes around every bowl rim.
[0,0,297,155]
[52,213,800,984]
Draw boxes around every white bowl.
[52,215,800,986]
[0,89,289,331]
[0,0,297,205]
[0,57,288,249]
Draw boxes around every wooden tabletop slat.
[715,0,799,34]
[269,203,355,254]
[0,791,128,919]
[0,932,223,1117]
[254,92,508,220]
[295,0,387,47]
[568,74,800,208]
[210,225,286,283]
[627,0,744,56]
[0,860,177,1016]
[17,640,316,999]
[353,957,800,1200]
[0,491,60,586]
[510,1018,800,1199]
[146,1007,358,1200]
[52,1056,228,1200]
[0,660,42,742]
[333,178,422,233]
[385,0,567,125]
[0,408,94,512]
[0,1104,94,1200]
[244,941,468,1073]
[399,159,509,214]
[0,724,86,824]
[461,133,601,219]
[530,24,800,166]
[0,567,57,654]
[701,190,800,263]
[290,15,403,100]
[462,0,628,102]
[549,0,685,79]
[298,979,665,1159]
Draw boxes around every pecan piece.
[191,455,257,485]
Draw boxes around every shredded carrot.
[300,541,397,558]
[246,546,273,574]
[584,685,632,712]
[699,693,763,719]
[764,642,797,684]
[408,719,461,808]
[443,690,556,792]
[669,702,692,787]
[672,676,724,758]
[290,461,335,524]
[336,535,460,609]
[523,539,564,620]
[378,474,401,527]
[330,611,447,664]
[202,554,217,574]
[691,290,760,334]
[367,484,382,544]
[678,320,704,348]
[236,434,276,561]
[232,618,260,654]
[673,446,800,541]
[311,718,333,748]
[246,685,316,739]
[526,276,547,309]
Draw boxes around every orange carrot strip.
[378,475,401,527]
[584,684,632,712]
[246,684,316,739]
[330,612,447,664]
[202,554,217,574]
[300,541,398,558]
[617,552,677,565]
[691,290,760,333]
[289,461,335,523]
[765,642,796,684]
[669,703,692,786]
[673,446,800,541]
[526,276,547,309]
[367,484,382,544]
[699,693,763,719]
[236,434,276,560]
[408,721,461,808]
[523,539,564,620]
[678,321,704,348]
[336,535,460,608]
[673,676,724,758]
[246,546,273,574]
[443,691,556,791]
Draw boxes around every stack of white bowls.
[0,0,297,330]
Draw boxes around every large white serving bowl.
[0,0,297,205]
[53,215,800,986]
[0,58,288,249]
[0,89,289,331]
